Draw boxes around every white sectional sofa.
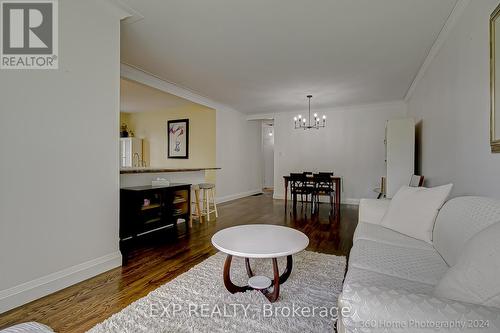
[338,196,500,333]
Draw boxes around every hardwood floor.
[0,193,358,332]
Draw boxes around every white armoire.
[385,118,415,198]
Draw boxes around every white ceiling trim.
[404,0,470,102]
[246,114,275,121]
[121,63,236,112]
[102,0,136,20]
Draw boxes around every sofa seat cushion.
[344,266,434,294]
[348,239,448,285]
[353,222,434,250]
[338,283,500,333]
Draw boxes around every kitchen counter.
[120,167,221,174]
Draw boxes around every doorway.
[262,121,274,193]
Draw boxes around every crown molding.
[404,0,470,103]
[103,0,143,22]
[246,113,275,121]
[120,63,242,113]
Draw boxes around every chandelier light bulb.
[294,117,297,121]
[298,115,302,119]
[314,113,318,118]
[303,118,306,123]
[322,115,326,120]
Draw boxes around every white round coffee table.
[211,224,309,302]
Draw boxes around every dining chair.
[311,173,335,214]
[289,173,313,209]
[302,172,315,201]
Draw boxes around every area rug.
[88,251,346,333]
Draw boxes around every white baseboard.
[216,189,262,204]
[0,251,122,314]
[342,198,360,205]
[272,194,360,205]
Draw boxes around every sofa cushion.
[434,222,500,308]
[354,222,434,250]
[344,266,434,294]
[358,198,390,224]
[338,283,500,333]
[433,196,500,266]
[348,239,448,285]
[380,184,452,243]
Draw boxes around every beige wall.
[121,104,216,182]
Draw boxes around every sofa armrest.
[338,283,500,333]
[358,198,390,225]
[0,322,54,333]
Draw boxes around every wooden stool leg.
[189,188,193,227]
[212,188,218,218]
[206,189,210,222]
[202,189,207,221]
[195,188,202,223]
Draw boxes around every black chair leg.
[315,194,318,214]
[311,193,315,214]
[329,192,334,215]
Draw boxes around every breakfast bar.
[120,167,220,188]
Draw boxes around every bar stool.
[190,184,203,224]
[192,183,218,222]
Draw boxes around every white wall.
[216,108,262,202]
[273,102,407,203]
[262,124,274,188]
[0,0,123,313]
[407,0,500,198]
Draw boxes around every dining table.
[283,174,341,215]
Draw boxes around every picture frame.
[167,119,189,159]
[491,4,500,152]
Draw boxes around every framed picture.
[167,119,189,159]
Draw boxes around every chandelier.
[294,95,326,130]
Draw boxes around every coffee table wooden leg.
[263,258,280,302]
[278,255,293,284]
[225,255,293,302]
[246,255,293,283]
[223,255,251,293]
[245,258,254,277]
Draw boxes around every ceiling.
[120,78,197,113]
[120,0,457,114]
